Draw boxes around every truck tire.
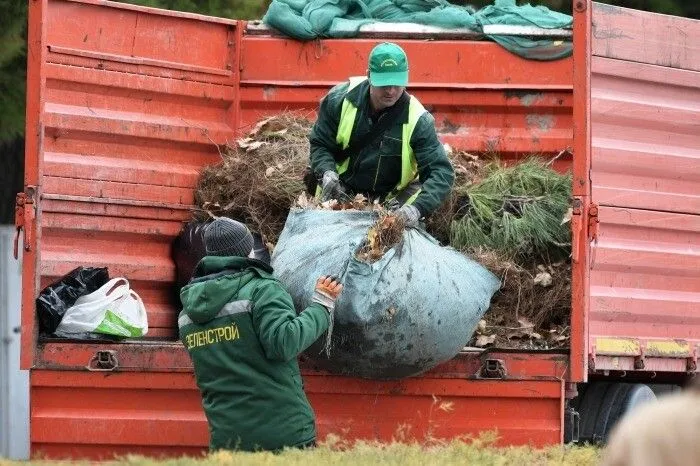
[577,382,656,444]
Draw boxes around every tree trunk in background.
[0,138,24,225]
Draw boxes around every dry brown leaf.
[296,193,312,209]
[238,138,267,152]
[320,199,338,210]
[517,317,534,329]
[561,207,573,225]
[438,401,454,412]
[534,271,553,287]
[475,334,496,347]
[249,116,276,136]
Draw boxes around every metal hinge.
[571,199,598,264]
[14,186,37,259]
[587,203,599,242]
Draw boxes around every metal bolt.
[574,0,586,12]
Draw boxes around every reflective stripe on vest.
[335,76,426,196]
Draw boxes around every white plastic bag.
[55,278,149,338]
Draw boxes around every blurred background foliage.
[1,0,698,222]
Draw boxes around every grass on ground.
[1,435,601,466]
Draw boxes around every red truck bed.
[17,0,699,458]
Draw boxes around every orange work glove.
[312,275,343,313]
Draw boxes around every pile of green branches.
[450,158,571,262]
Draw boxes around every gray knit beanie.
[204,218,254,258]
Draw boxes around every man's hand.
[396,204,421,228]
[321,171,349,202]
[312,276,343,313]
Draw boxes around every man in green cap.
[308,42,454,227]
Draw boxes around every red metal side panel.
[590,208,700,334]
[24,0,575,458]
[26,0,239,345]
[239,36,573,159]
[31,371,207,459]
[569,0,592,383]
[591,58,700,214]
[31,352,567,458]
[589,4,700,374]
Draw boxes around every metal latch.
[14,187,36,259]
[479,359,507,379]
[86,350,119,371]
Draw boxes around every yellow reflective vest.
[332,76,426,203]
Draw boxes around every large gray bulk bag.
[271,208,499,379]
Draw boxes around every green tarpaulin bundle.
[263,0,572,61]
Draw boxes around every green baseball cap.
[368,42,408,87]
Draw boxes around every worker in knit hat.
[178,217,342,452]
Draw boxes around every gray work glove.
[311,276,343,313]
[396,204,421,228]
[321,171,349,202]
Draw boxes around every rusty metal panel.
[589,3,700,375]
[28,0,239,344]
[31,352,567,458]
[592,3,700,72]
[239,36,573,157]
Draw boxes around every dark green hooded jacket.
[309,79,454,216]
[178,256,329,452]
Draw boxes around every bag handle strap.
[74,278,130,305]
[102,278,130,297]
[128,289,149,334]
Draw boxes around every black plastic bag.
[173,221,271,290]
[37,266,109,335]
